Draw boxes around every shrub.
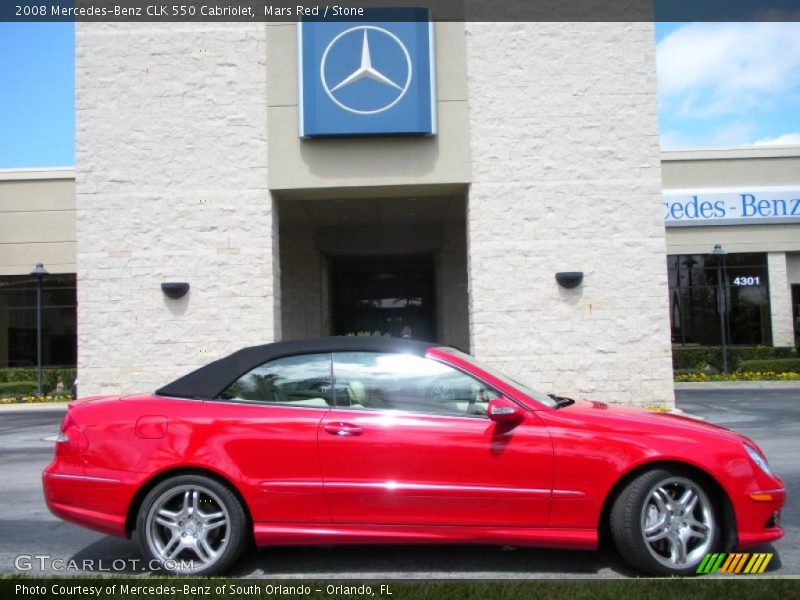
[0,368,76,395]
[675,371,799,382]
[344,331,389,337]
[737,358,800,373]
[672,346,797,372]
[0,381,37,396]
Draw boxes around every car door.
[206,352,333,524]
[318,351,554,527]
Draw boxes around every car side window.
[332,352,502,417]
[217,353,332,407]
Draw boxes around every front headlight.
[745,444,772,476]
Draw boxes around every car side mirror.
[488,397,524,424]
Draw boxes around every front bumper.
[736,487,786,549]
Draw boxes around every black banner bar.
[2,0,800,23]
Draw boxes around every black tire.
[133,474,248,575]
[609,468,721,576]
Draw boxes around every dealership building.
[1,22,798,406]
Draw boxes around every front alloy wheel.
[134,474,247,575]
[610,468,720,575]
[641,477,715,568]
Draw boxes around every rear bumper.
[42,465,138,538]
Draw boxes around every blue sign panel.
[298,10,436,137]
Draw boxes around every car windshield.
[438,348,559,408]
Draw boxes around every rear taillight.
[56,414,89,454]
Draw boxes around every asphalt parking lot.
[0,387,796,579]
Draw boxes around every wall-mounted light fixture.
[161,282,190,299]
[555,271,583,289]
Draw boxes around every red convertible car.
[43,337,784,576]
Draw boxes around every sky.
[0,23,74,168]
[655,21,800,149]
[0,21,799,167]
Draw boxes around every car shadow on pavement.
[228,544,641,578]
[63,538,783,578]
[67,537,145,575]
[62,537,638,577]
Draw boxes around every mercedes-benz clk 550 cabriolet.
[43,337,784,575]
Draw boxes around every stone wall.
[75,24,278,395]
[768,252,795,346]
[437,220,470,351]
[280,224,329,340]
[464,23,674,406]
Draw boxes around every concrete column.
[75,23,275,395]
[768,252,794,346]
[464,22,674,407]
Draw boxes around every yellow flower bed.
[675,371,800,382]
[0,394,72,405]
[643,403,670,413]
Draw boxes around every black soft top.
[155,336,438,400]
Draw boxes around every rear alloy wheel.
[610,468,720,575]
[134,474,247,575]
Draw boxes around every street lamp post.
[712,245,728,373]
[30,263,48,396]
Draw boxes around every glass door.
[330,255,436,341]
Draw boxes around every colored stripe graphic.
[744,553,773,574]
[697,553,726,574]
[720,553,747,573]
[696,552,773,574]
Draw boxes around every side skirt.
[253,524,597,550]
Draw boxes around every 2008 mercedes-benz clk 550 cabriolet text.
[43,337,785,575]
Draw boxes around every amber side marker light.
[749,492,777,502]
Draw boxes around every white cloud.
[657,22,800,117]
[753,132,800,146]
[660,122,758,150]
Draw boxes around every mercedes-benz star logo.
[320,26,412,115]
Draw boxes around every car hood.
[556,398,752,445]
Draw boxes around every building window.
[668,253,771,346]
[0,274,77,368]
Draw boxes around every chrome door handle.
[324,422,363,436]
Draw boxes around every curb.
[675,381,800,390]
[0,402,69,412]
